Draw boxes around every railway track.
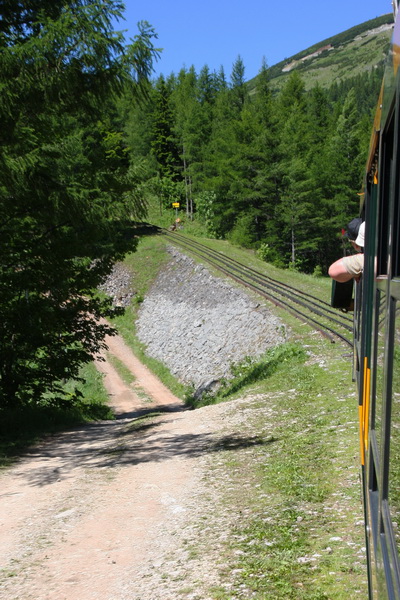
[160,228,353,347]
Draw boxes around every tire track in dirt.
[97,331,184,415]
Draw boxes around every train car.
[355,1,400,597]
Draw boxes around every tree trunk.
[189,176,193,220]
[182,146,193,220]
[291,223,295,265]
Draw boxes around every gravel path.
[0,331,247,600]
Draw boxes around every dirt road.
[0,333,230,600]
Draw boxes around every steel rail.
[164,230,353,329]
[161,230,353,347]
[172,237,353,332]
[170,230,352,318]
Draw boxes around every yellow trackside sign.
[172,202,180,208]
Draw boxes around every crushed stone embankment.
[136,246,286,394]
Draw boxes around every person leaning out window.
[328,221,364,282]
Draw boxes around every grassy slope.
[201,337,365,599]
[247,13,392,92]
[296,31,391,91]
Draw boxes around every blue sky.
[118,0,393,81]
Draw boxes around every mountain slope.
[248,13,394,92]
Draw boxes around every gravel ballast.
[135,247,286,393]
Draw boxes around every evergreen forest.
[124,58,384,273]
[0,1,386,408]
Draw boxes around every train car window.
[389,306,400,557]
[393,177,400,277]
[373,289,387,449]
[378,113,395,276]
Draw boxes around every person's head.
[344,217,362,242]
[354,221,365,250]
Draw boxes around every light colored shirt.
[343,253,364,277]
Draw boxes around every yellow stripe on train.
[359,357,371,466]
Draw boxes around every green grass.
[125,412,163,432]
[187,343,307,408]
[145,194,210,238]
[106,352,156,403]
[198,333,366,599]
[107,353,137,387]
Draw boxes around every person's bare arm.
[328,258,354,282]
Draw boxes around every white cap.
[355,222,365,247]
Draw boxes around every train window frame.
[393,75,400,280]
[394,185,400,279]
[393,152,400,278]
[387,73,400,283]
[377,106,395,278]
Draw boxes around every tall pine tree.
[0,2,158,406]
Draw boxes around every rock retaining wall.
[135,247,286,393]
